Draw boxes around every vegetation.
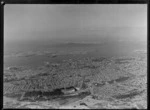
[4,53,147,102]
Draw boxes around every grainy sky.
[4,4,147,44]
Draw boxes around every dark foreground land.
[3,50,147,109]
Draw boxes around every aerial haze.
[4,5,147,44]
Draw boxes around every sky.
[4,4,147,44]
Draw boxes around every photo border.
[0,0,148,109]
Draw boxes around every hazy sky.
[4,4,147,44]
